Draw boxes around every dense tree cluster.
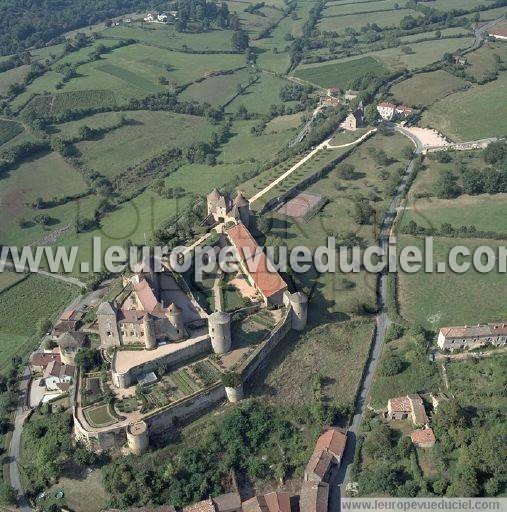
[0,0,163,56]
[173,0,232,31]
[102,402,308,509]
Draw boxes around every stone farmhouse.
[377,102,414,120]
[242,492,291,512]
[57,331,88,365]
[387,394,429,426]
[144,11,168,22]
[341,103,364,132]
[437,323,507,351]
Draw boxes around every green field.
[0,270,27,292]
[180,68,251,107]
[422,72,507,141]
[0,274,78,370]
[0,118,24,145]
[0,64,29,96]
[318,8,421,33]
[400,194,507,234]
[398,235,507,329]
[464,41,507,81]
[74,110,214,178]
[389,70,469,107]
[225,74,297,115]
[323,0,403,16]
[293,56,389,89]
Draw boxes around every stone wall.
[145,383,226,435]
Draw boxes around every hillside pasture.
[465,42,507,81]
[0,118,24,146]
[0,274,78,370]
[421,73,507,141]
[179,68,251,107]
[74,111,214,178]
[323,0,405,17]
[225,73,297,115]
[318,8,421,33]
[400,194,507,234]
[293,56,389,88]
[398,235,507,329]
[389,70,469,107]
[0,64,29,96]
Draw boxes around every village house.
[299,481,329,512]
[387,394,429,426]
[327,87,340,97]
[242,492,291,512]
[322,96,340,108]
[43,360,75,392]
[341,104,364,131]
[411,427,436,448]
[437,323,507,351]
[314,427,347,466]
[377,101,396,120]
[395,105,414,117]
[51,309,83,338]
[144,11,168,23]
[29,351,61,373]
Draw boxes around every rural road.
[249,129,376,205]
[8,367,32,512]
[328,127,424,510]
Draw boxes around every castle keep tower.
[232,191,250,227]
[208,311,232,354]
[289,292,308,331]
[143,314,157,349]
[126,421,149,455]
[97,302,121,346]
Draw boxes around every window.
[107,331,112,336]
[141,332,145,337]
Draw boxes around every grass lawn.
[265,113,303,134]
[400,194,507,234]
[84,404,117,427]
[0,118,24,145]
[389,70,469,107]
[421,72,507,141]
[399,27,471,43]
[369,333,440,409]
[253,319,375,410]
[52,111,127,139]
[445,354,507,412]
[318,8,421,33]
[293,56,389,89]
[74,110,214,178]
[398,235,507,330]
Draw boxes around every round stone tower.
[208,311,232,354]
[143,314,157,350]
[289,292,308,331]
[126,421,149,455]
[233,191,250,227]
[166,303,184,338]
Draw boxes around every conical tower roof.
[233,191,249,207]
[207,188,221,201]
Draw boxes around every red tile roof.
[226,224,287,299]
[299,481,329,512]
[264,492,291,512]
[388,395,412,412]
[306,449,334,480]
[315,428,347,460]
[411,428,436,446]
[134,278,160,314]
[30,352,61,368]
